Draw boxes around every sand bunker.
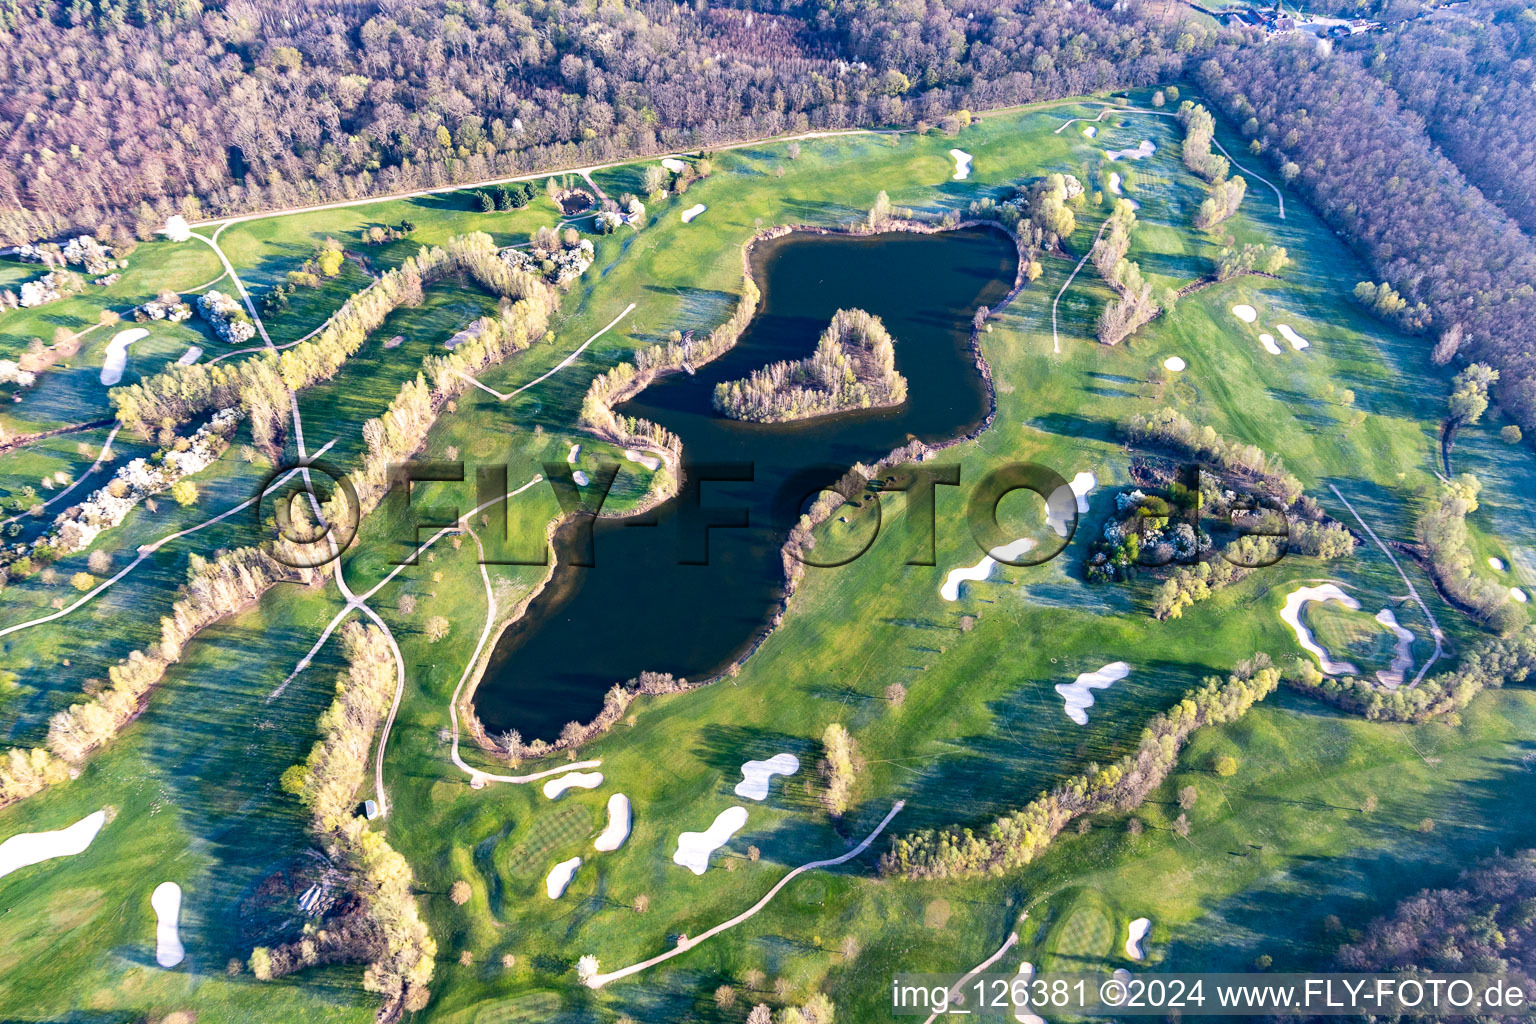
[1083,126,1097,138]
[543,770,604,799]
[735,753,800,801]
[681,204,707,223]
[1513,587,1528,604]
[100,327,150,386]
[1106,140,1156,161]
[1163,356,1186,372]
[1231,304,1258,324]
[1055,662,1131,725]
[162,216,191,242]
[445,321,483,351]
[594,794,632,852]
[1046,473,1097,537]
[1108,172,1123,195]
[673,806,747,875]
[625,449,660,471]
[1258,333,1282,355]
[1280,584,1360,675]
[546,856,581,898]
[949,149,973,180]
[567,443,581,463]
[177,346,203,365]
[384,335,404,349]
[1375,608,1416,689]
[1125,917,1151,960]
[0,809,107,881]
[572,470,590,486]
[151,881,185,968]
[1489,557,1506,572]
[661,158,687,173]
[1277,324,1311,351]
[1013,961,1046,1024]
[940,538,1037,601]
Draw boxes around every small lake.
[475,226,1019,741]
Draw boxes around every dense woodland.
[0,0,1191,241]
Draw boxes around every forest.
[0,0,1190,242]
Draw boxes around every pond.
[474,226,1019,742]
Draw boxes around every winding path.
[455,302,636,401]
[920,928,1022,1024]
[584,800,906,989]
[1327,483,1444,686]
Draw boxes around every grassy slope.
[0,91,1532,1023]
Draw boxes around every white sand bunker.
[100,327,150,386]
[1083,126,1098,138]
[1277,324,1310,351]
[546,856,581,898]
[625,449,660,471]
[567,443,581,464]
[1258,333,1281,355]
[1125,917,1151,960]
[0,809,107,881]
[735,753,800,801]
[673,806,747,875]
[1512,587,1528,604]
[162,215,191,242]
[1163,356,1186,372]
[594,794,632,852]
[572,470,590,486]
[661,158,687,173]
[1489,557,1506,572]
[681,204,707,223]
[1013,961,1045,1024]
[940,538,1036,601]
[1281,584,1360,675]
[1046,473,1097,537]
[1106,140,1156,161]
[949,149,973,180]
[543,770,603,799]
[1231,304,1258,324]
[1375,608,1416,689]
[1108,171,1123,195]
[177,346,203,365]
[1055,662,1131,725]
[151,881,185,968]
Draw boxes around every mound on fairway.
[543,771,603,800]
[1055,662,1131,725]
[940,538,1036,601]
[673,806,747,875]
[0,809,107,882]
[151,881,185,968]
[734,753,800,800]
[593,794,632,852]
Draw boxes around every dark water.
[475,227,1018,740]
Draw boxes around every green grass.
[0,88,1534,1024]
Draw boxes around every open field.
[0,88,1533,1023]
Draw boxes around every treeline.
[1126,407,1304,507]
[1196,41,1536,432]
[1289,625,1536,723]
[1415,474,1523,634]
[0,543,324,808]
[1353,280,1430,333]
[110,233,550,443]
[1370,0,1536,235]
[881,658,1280,879]
[0,0,1190,242]
[582,274,761,455]
[713,307,907,423]
[271,622,435,1017]
[1337,848,1536,982]
[1176,101,1247,230]
[1093,200,1160,346]
[1215,243,1288,281]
